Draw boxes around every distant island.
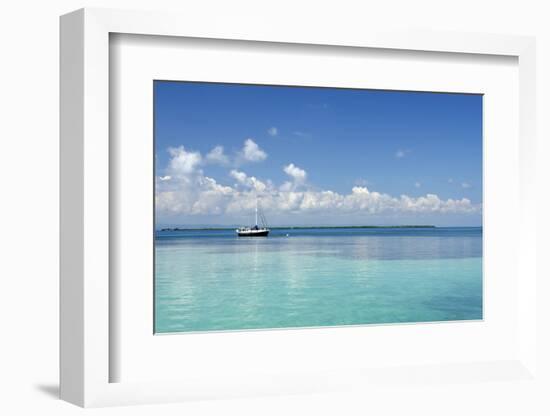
[159,225,437,232]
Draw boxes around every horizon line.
[157,224,483,231]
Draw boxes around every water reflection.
[155,227,482,333]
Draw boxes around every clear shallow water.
[155,227,482,333]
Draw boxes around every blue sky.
[155,81,482,227]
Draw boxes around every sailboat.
[236,198,270,237]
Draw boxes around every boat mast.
[255,198,258,226]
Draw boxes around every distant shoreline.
[159,225,440,232]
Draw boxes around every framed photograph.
[153,81,484,334]
[60,8,538,407]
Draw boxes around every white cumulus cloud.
[240,139,267,162]
[229,169,248,184]
[156,145,481,224]
[230,169,268,193]
[206,145,229,165]
[167,146,202,176]
[283,163,307,182]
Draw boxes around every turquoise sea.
[154,227,482,333]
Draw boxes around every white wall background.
[1,1,548,415]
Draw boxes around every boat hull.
[236,230,269,237]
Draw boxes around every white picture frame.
[60,7,538,407]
